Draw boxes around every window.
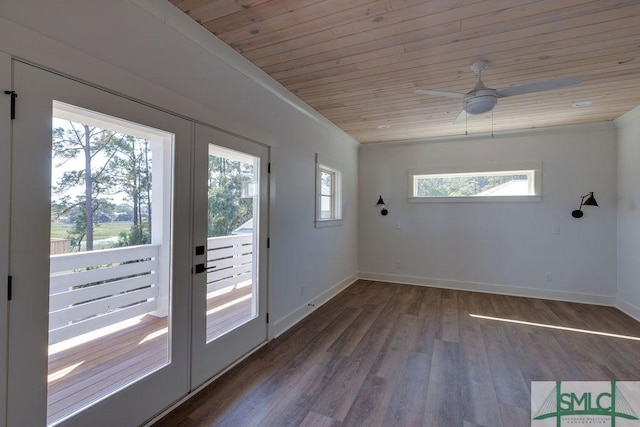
[315,154,343,227]
[409,162,541,203]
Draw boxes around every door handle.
[194,263,216,274]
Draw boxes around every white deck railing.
[49,244,161,345]
[48,234,253,345]
[206,234,253,294]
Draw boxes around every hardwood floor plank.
[372,313,418,380]
[459,330,503,427]
[481,323,530,409]
[382,350,431,426]
[339,313,419,425]
[259,352,346,427]
[550,330,631,377]
[201,329,350,425]
[502,327,556,385]
[457,291,482,334]
[154,416,208,427]
[409,305,441,355]
[311,302,394,421]
[574,361,619,381]
[467,292,500,318]
[187,357,279,424]
[393,285,424,316]
[300,411,342,427]
[498,402,530,427]
[528,332,586,380]
[420,286,442,305]
[423,340,462,427]
[264,305,361,365]
[340,374,389,427]
[357,281,397,307]
[438,296,459,343]
[326,304,384,356]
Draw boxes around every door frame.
[190,123,270,389]
[7,60,193,427]
[0,50,12,427]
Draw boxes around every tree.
[51,121,153,251]
[416,174,527,197]
[52,123,120,251]
[207,155,254,237]
[110,136,152,246]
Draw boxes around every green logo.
[533,381,639,426]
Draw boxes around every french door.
[190,124,269,388]
[7,61,192,426]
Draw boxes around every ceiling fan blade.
[414,89,465,99]
[453,110,467,124]
[496,76,582,98]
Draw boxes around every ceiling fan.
[414,60,583,124]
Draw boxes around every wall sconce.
[376,195,388,216]
[571,192,598,218]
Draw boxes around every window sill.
[315,219,344,228]
[408,195,542,203]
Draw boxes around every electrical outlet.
[552,224,560,234]
[395,261,401,270]
[545,273,553,282]
[301,284,306,296]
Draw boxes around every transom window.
[409,162,541,203]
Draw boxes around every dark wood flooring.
[153,280,640,427]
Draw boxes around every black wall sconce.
[571,192,598,218]
[376,195,388,216]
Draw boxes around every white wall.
[616,106,640,320]
[359,124,618,304]
[0,0,358,337]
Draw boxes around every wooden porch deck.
[47,284,252,425]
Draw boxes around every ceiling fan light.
[465,92,497,115]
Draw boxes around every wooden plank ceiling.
[169,0,640,143]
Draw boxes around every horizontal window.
[409,162,541,203]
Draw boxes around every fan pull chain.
[491,109,494,138]
[465,100,468,136]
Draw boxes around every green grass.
[51,221,133,240]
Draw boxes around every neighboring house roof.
[475,180,528,196]
[232,218,253,235]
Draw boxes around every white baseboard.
[359,272,616,307]
[616,297,640,322]
[270,272,359,339]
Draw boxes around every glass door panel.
[8,61,191,427]
[47,101,173,424]
[191,124,268,389]
[205,145,259,343]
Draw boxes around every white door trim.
[0,50,12,427]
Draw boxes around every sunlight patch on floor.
[139,327,168,345]
[469,313,640,341]
[48,315,146,355]
[206,294,252,316]
[207,280,252,299]
[48,361,84,383]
